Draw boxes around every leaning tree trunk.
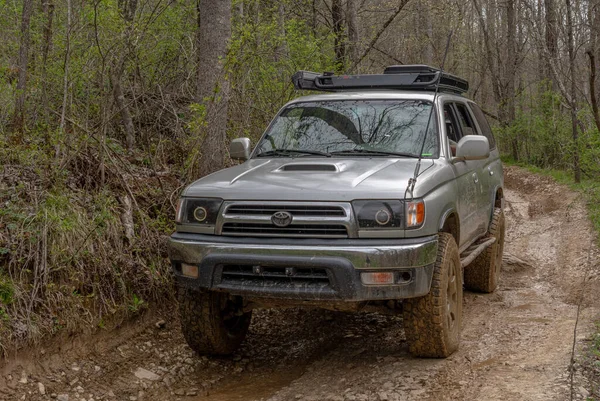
[195,0,231,176]
[11,0,35,137]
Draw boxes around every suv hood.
[184,158,445,201]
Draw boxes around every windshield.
[254,100,439,158]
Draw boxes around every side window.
[455,103,476,137]
[443,103,461,156]
[468,102,496,149]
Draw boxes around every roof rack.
[292,64,469,94]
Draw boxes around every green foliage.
[128,294,145,313]
[227,1,337,142]
[0,273,14,306]
[498,87,573,170]
[498,83,600,185]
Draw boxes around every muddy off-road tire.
[178,288,252,356]
[402,233,463,358]
[464,208,506,293]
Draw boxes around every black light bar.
[292,65,469,94]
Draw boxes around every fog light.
[361,272,394,285]
[181,263,199,278]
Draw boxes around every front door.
[444,102,486,248]
[454,101,491,237]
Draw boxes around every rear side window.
[468,102,496,149]
[454,103,476,136]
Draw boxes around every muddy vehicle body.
[169,65,505,358]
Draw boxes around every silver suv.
[169,65,505,358]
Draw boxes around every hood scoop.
[278,163,338,172]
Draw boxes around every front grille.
[222,223,348,238]
[225,204,345,217]
[220,264,331,287]
[219,202,353,238]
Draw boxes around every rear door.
[468,101,503,217]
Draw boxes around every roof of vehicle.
[286,91,467,105]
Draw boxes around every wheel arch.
[494,186,504,209]
[438,207,460,245]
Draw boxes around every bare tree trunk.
[587,51,600,132]
[111,63,135,151]
[566,0,581,182]
[590,0,600,101]
[11,0,35,137]
[420,0,434,65]
[331,0,346,72]
[196,0,231,176]
[506,0,518,160]
[40,0,54,131]
[57,0,72,159]
[311,0,317,37]
[544,0,558,87]
[346,0,359,69]
[274,2,288,62]
[111,0,137,152]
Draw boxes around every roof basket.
[292,65,469,94]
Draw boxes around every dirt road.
[2,166,599,401]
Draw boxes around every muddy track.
[2,166,599,401]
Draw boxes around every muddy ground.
[1,166,599,401]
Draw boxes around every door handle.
[472,173,479,184]
[488,167,494,176]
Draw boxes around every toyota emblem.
[271,211,293,227]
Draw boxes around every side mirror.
[229,138,251,161]
[455,135,490,161]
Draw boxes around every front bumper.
[168,233,438,302]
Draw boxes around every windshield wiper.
[330,149,420,158]
[255,149,331,158]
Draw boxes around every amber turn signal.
[361,272,394,285]
[406,200,425,228]
[181,263,199,278]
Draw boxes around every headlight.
[176,198,223,225]
[406,200,425,229]
[352,200,403,229]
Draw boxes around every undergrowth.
[0,139,179,354]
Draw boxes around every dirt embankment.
[1,166,599,401]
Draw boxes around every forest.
[0,0,599,354]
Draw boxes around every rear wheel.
[178,288,252,356]
[403,233,463,358]
[464,207,506,293]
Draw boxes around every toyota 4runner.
[168,65,505,358]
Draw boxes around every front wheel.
[402,233,463,358]
[178,288,252,356]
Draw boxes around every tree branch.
[349,0,411,72]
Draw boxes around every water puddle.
[192,368,305,401]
